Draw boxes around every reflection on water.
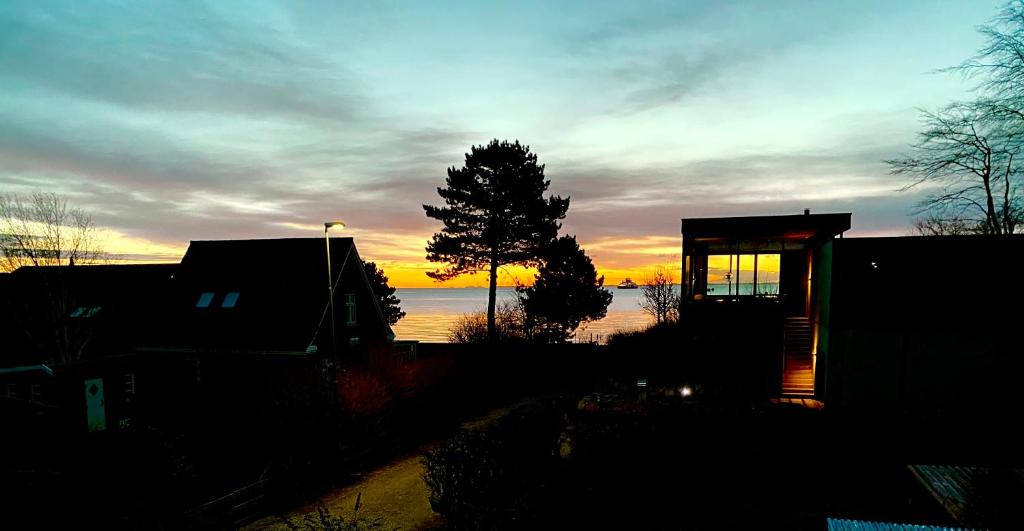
[391,287,657,343]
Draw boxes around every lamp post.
[324,221,345,366]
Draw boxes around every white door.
[84,378,106,432]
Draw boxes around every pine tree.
[424,139,569,343]
[518,235,613,344]
[361,260,404,326]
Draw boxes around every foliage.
[280,496,386,531]
[606,320,682,350]
[421,402,564,530]
[517,235,612,344]
[447,301,527,344]
[424,139,569,342]
[639,266,679,324]
[361,260,405,326]
[337,370,392,417]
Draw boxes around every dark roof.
[681,213,852,242]
[144,237,390,353]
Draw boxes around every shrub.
[422,402,564,530]
[337,370,392,417]
[447,301,526,344]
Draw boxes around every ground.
[245,397,544,530]
[245,449,440,530]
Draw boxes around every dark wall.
[825,235,1024,415]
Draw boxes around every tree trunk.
[487,255,499,344]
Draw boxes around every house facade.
[0,237,395,434]
[681,212,1023,413]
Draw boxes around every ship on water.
[616,278,638,289]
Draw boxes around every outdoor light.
[324,220,346,370]
[680,385,693,398]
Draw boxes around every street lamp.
[324,221,345,365]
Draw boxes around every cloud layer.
[0,0,999,285]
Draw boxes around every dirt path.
[245,396,543,530]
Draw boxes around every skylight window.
[222,292,239,308]
[70,306,102,318]
[196,292,215,308]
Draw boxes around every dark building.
[1,237,395,434]
[681,212,1023,413]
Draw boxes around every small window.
[196,292,215,308]
[345,293,357,325]
[349,337,360,345]
[30,384,41,402]
[221,292,240,308]
[5,383,16,398]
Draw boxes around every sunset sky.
[0,1,1001,287]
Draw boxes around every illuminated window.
[196,292,214,308]
[345,293,357,325]
[222,292,240,308]
[706,253,780,296]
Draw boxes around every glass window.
[221,292,240,308]
[196,292,215,308]
[704,253,780,297]
[345,293,357,325]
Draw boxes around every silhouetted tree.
[361,260,404,326]
[951,1,1024,123]
[424,139,569,343]
[890,3,1024,233]
[639,266,679,324]
[888,102,1022,234]
[517,236,612,344]
[0,192,104,363]
[912,214,978,236]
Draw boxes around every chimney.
[804,208,810,216]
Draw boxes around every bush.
[337,370,392,417]
[422,402,564,530]
[447,301,527,344]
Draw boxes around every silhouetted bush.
[422,401,564,530]
[337,370,392,417]
[606,320,682,351]
[447,301,527,344]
